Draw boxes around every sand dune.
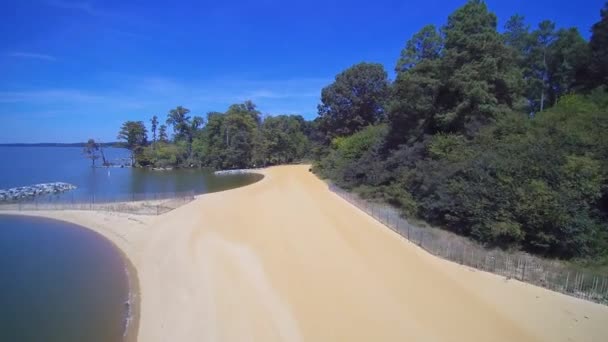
[9,165,608,341]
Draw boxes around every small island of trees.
[112,101,312,170]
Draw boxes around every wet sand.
[8,164,608,341]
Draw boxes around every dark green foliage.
[158,124,168,143]
[395,25,443,73]
[117,121,148,166]
[142,142,182,168]
[150,115,159,143]
[588,3,608,89]
[388,26,443,145]
[317,63,389,139]
[503,14,531,61]
[526,20,556,112]
[315,1,608,261]
[514,20,591,113]
[436,0,525,135]
[546,28,590,104]
[389,1,526,144]
[166,106,192,142]
[198,103,260,169]
[258,115,309,165]
[315,124,389,188]
[136,101,311,170]
[319,92,608,258]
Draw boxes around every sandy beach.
[5,164,608,341]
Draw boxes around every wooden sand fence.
[0,190,196,216]
[329,184,608,305]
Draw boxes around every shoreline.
[122,250,140,342]
[2,165,607,341]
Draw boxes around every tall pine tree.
[436,0,524,135]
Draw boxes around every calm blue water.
[0,215,129,342]
[0,146,262,201]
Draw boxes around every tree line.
[95,0,607,261]
[314,0,608,261]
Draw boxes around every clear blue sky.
[0,0,604,143]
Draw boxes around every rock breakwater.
[213,169,261,175]
[0,182,77,202]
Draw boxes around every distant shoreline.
[0,143,121,148]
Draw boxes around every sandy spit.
[4,164,608,342]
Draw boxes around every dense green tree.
[546,28,589,104]
[117,121,148,166]
[142,142,182,168]
[314,1,608,261]
[150,115,159,144]
[395,25,443,73]
[503,15,534,112]
[503,14,531,60]
[504,17,589,113]
[528,20,557,112]
[388,25,443,145]
[436,0,524,134]
[588,2,608,88]
[258,115,309,165]
[226,100,262,125]
[114,101,312,171]
[317,62,389,139]
[165,106,205,163]
[166,106,192,142]
[193,103,266,169]
[221,104,259,168]
[191,116,204,132]
[315,124,388,187]
[198,112,226,167]
[158,124,168,143]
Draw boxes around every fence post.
[592,276,599,299]
[462,245,466,265]
[522,258,527,281]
